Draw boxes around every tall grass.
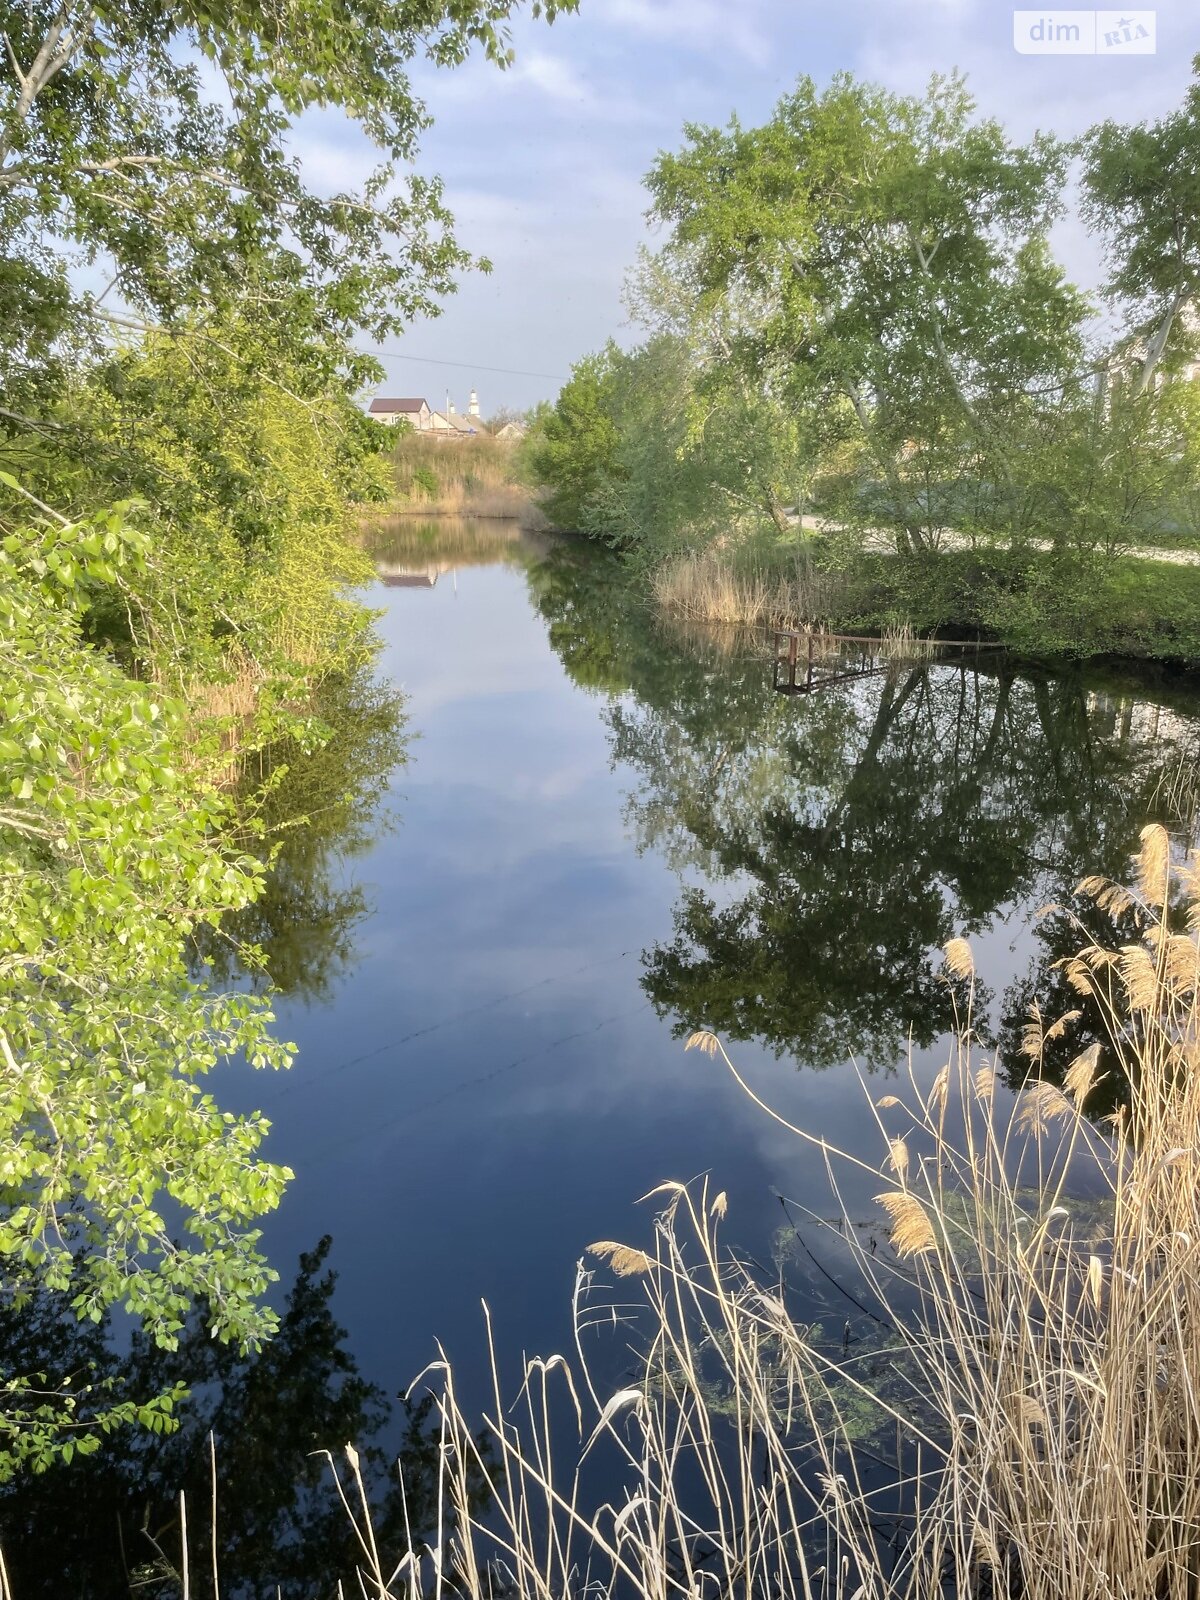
[651,544,846,629]
[322,824,1200,1600]
[1150,742,1200,837]
[391,433,545,523]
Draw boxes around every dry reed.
[650,545,881,636]
[651,546,817,628]
[391,433,545,524]
[1149,743,1200,835]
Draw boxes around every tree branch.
[0,4,95,169]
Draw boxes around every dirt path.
[793,514,1200,568]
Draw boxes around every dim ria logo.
[1013,10,1156,53]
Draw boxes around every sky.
[300,0,1200,415]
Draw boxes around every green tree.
[527,347,624,532]
[646,72,1087,556]
[2,330,394,689]
[1083,60,1200,399]
[0,504,292,1373]
[0,0,578,1486]
[0,0,577,407]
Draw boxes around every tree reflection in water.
[529,544,1200,1083]
[0,1239,489,1598]
[191,664,408,1004]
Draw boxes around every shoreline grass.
[651,543,841,629]
[650,537,1200,664]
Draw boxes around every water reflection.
[362,514,551,589]
[529,545,1200,1077]
[0,1240,482,1599]
[18,523,1197,1584]
[192,666,407,1004]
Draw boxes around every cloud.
[513,50,598,107]
[602,0,771,66]
[418,45,658,128]
[851,0,1196,138]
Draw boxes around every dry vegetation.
[319,824,1200,1600]
[651,545,844,629]
[391,432,545,523]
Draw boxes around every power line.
[370,349,565,381]
[306,998,654,1171]
[270,947,632,1104]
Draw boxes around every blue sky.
[299,0,1200,414]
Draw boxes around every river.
[256,516,1200,1400]
[7,515,1200,1591]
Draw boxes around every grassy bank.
[390,431,546,523]
[649,537,1200,663]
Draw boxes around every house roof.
[369,397,428,414]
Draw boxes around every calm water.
[251,519,1200,1390]
[9,517,1200,1589]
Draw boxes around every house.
[1107,304,1200,399]
[370,387,496,438]
[447,409,488,436]
[423,390,490,440]
[495,421,526,442]
[369,397,432,429]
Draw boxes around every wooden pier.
[772,629,1003,695]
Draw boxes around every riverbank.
[647,535,1200,664]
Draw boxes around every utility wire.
[307,998,654,1170]
[270,947,632,1103]
[369,349,565,381]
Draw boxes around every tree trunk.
[1131,283,1188,400]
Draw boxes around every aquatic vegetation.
[650,543,842,628]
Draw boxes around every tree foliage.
[0,0,576,402]
[532,61,1200,658]
[0,0,575,1479]
[0,504,292,1363]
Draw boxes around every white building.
[368,397,432,428]
[369,389,490,436]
